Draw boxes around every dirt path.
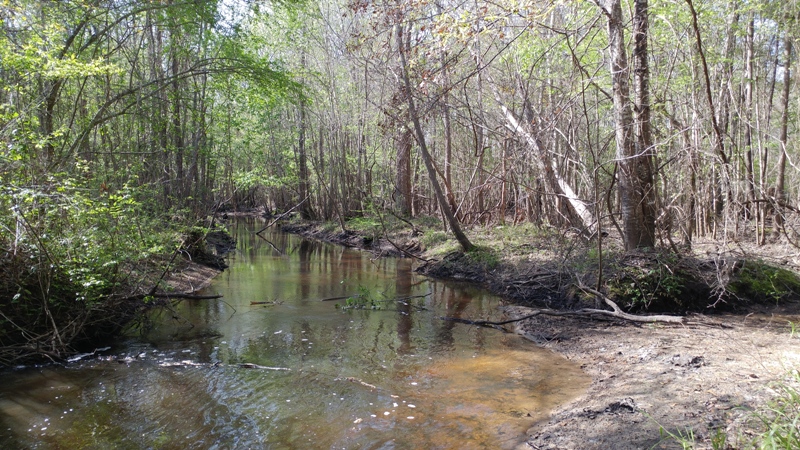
[508,307,800,449]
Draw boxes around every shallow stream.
[0,219,588,449]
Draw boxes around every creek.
[0,219,588,449]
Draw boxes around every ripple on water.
[0,221,589,449]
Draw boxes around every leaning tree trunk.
[396,22,473,252]
[475,49,597,234]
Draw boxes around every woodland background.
[0,0,798,360]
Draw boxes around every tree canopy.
[1,0,799,361]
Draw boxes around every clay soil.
[279,221,800,449]
[510,306,800,449]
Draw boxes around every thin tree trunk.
[298,100,312,220]
[743,17,756,220]
[395,127,413,217]
[685,0,731,227]
[776,35,793,232]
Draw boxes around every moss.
[728,261,800,303]
[606,265,692,312]
[421,229,449,249]
[466,245,500,269]
[602,251,711,313]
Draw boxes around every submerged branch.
[256,195,310,235]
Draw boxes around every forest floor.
[278,219,800,449]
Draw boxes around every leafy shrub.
[0,174,180,363]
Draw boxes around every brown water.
[0,219,588,449]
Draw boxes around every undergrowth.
[655,370,800,449]
[0,175,214,365]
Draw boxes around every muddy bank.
[512,307,800,449]
[280,220,800,448]
[281,222,422,257]
[279,222,563,305]
[160,260,221,294]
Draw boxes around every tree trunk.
[298,99,312,220]
[631,0,658,248]
[395,127,413,217]
[396,22,473,252]
[776,35,793,231]
[743,16,756,220]
[603,0,656,249]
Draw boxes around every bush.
[0,175,179,364]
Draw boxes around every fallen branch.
[256,234,284,255]
[256,195,310,235]
[321,294,360,302]
[153,293,223,300]
[442,286,685,327]
[341,376,378,390]
[577,285,685,324]
[238,363,292,371]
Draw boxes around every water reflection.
[0,218,588,449]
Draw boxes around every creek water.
[0,219,588,449]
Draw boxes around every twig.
[341,376,378,390]
[148,243,184,296]
[374,201,430,262]
[321,295,360,302]
[238,363,291,371]
[256,234,284,254]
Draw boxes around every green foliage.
[751,371,800,449]
[654,424,729,450]
[421,229,449,248]
[654,370,800,450]
[466,245,500,269]
[728,261,800,304]
[337,286,385,310]
[345,216,382,237]
[610,266,684,309]
[1,175,176,306]
[605,253,691,311]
